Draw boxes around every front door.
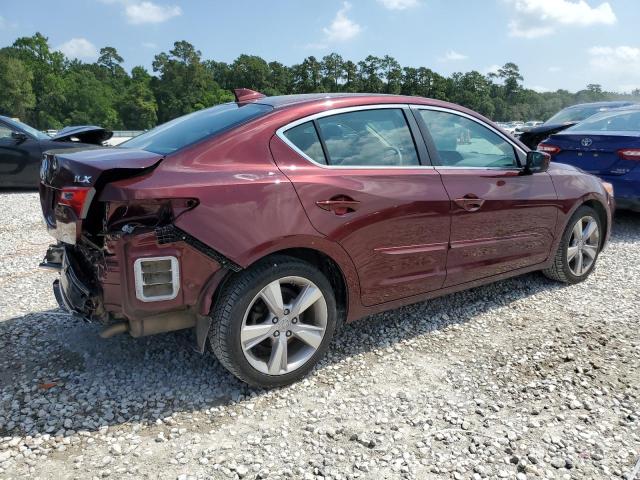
[414,107,559,287]
[0,121,42,188]
[271,105,451,306]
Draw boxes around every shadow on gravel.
[0,211,638,438]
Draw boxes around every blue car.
[539,106,640,211]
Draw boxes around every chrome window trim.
[410,105,527,169]
[275,104,435,170]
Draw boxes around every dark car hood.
[518,122,576,149]
[51,125,113,145]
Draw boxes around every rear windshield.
[567,109,640,133]
[545,105,610,125]
[121,103,273,155]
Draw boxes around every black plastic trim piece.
[155,225,242,272]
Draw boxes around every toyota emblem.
[581,138,593,147]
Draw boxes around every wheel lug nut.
[286,330,292,337]
[273,331,280,337]
[284,309,290,315]
[272,317,278,324]
[292,317,298,324]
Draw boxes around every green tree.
[5,32,65,127]
[119,66,157,129]
[152,41,232,122]
[0,54,36,119]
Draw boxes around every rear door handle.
[316,197,361,215]
[454,195,485,212]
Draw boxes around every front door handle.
[454,195,485,212]
[316,196,360,215]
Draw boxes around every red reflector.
[617,148,640,161]
[538,144,561,155]
[58,187,91,217]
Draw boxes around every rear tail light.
[58,187,93,218]
[538,144,561,155]
[617,148,640,161]
[134,256,180,302]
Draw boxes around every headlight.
[601,181,614,197]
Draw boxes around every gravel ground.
[0,191,638,480]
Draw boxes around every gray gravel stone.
[0,193,639,479]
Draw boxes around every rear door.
[414,106,558,287]
[270,105,451,306]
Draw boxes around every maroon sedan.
[39,90,613,387]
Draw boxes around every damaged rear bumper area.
[41,244,105,321]
[41,226,237,349]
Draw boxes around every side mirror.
[523,150,551,174]
[11,131,27,143]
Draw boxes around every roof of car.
[254,92,440,109]
[564,100,637,109]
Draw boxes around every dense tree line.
[1,33,639,130]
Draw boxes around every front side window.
[122,103,273,155]
[0,124,12,140]
[315,109,420,167]
[419,109,518,168]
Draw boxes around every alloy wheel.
[240,276,328,375]
[567,215,600,277]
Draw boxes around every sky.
[0,0,639,93]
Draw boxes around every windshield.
[7,118,50,140]
[546,105,618,125]
[567,109,640,133]
[121,103,273,154]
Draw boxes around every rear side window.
[283,121,327,165]
[419,109,518,168]
[121,103,273,155]
[317,109,419,167]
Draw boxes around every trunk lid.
[40,148,163,239]
[547,132,640,175]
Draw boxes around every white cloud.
[125,1,182,24]
[483,64,501,76]
[508,20,554,38]
[378,0,420,10]
[56,38,98,60]
[588,45,640,70]
[618,84,640,93]
[506,0,616,38]
[587,46,640,92]
[508,0,616,26]
[323,2,362,42]
[439,50,468,61]
[529,85,551,92]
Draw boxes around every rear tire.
[209,255,337,388]
[543,205,602,284]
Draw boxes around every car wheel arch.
[581,199,609,249]
[200,241,360,326]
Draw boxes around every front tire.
[543,205,602,284]
[209,255,337,388]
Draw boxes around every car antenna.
[234,88,266,103]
